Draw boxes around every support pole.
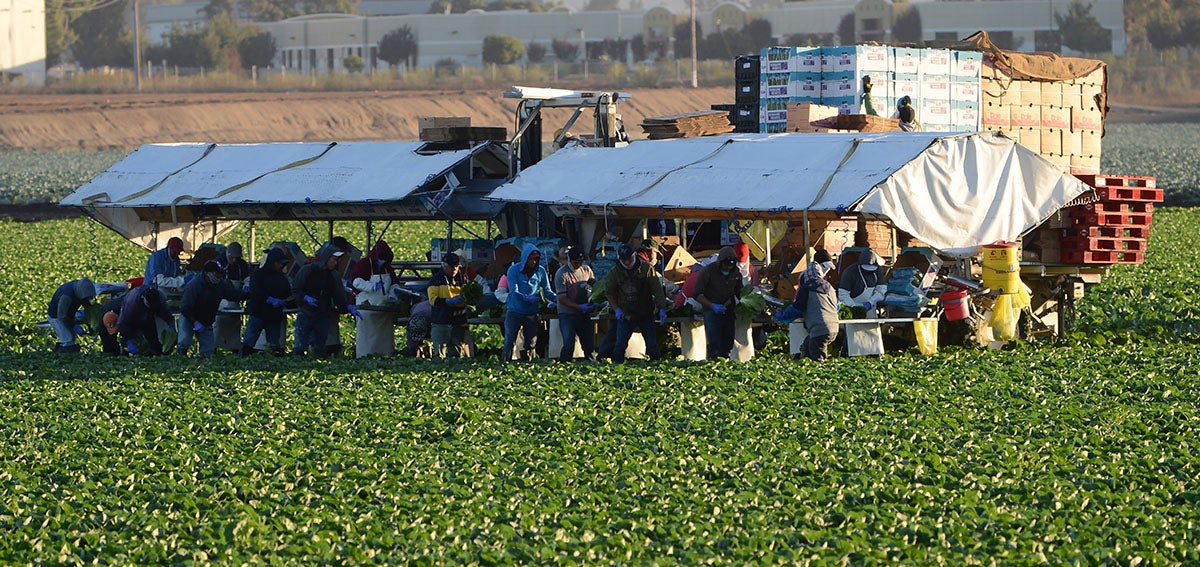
[248,221,257,264]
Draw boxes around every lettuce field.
[1,204,1199,563]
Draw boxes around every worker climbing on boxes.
[897,96,922,132]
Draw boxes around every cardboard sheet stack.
[640,111,735,139]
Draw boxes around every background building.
[1,0,46,85]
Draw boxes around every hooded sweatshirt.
[144,245,183,287]
[247,248,293,322]
[796,261,839,338]
[181,271,248,327]
[505,243,551,316]
[693,246,743,309]
[291,244,351,315]
[350,240,401,306]
[48,278,96,320]
[837,250,887,308]
[118,285,174,337]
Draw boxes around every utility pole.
[689,0,697,88]
[132,0,141,92]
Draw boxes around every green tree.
[745,19,773,52]
[241,0,358,21]
[551,38,578,62]
[526,41,547,63]
[428,0,486,13]
[378,26,419,71]
[204,0,238,19]
[837,13,855,45]
[344,54,365,73]
[238,29,277,68]
[1055,0,1112,54]
[892,7,922,43]
[44,0,78,66]
[70,0,132,68]
[482,34,525,64]
[673,20,703,60]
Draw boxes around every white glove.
[494,287,510,302]
[155,274,184,288]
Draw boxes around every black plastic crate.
[734,79,759,104]
[735,55,761,81]
[733,117,760,133]
[733,103,759,124]
[710,103,736,113]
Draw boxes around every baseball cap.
[618,244,635,260]
[442,252,461,267]
[567,247,586,261]
[226,242,243,258]
[102,312,119,335]
[203,260,225,274]
[813,249,832,264]
[734,242,751,263]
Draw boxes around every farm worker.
[291,244,360,358]
[98,297,123,356]
[605,243,669,363]
[637,239,660,268]
[795,249,839,362]
[350,239,403,357]
[503,244,551,362]
[693,246,744,360]
[145,236,185,289]
[861,75,878,116]
[554,246,597,362]
[241,247,292,357]
[493,274,510,303]
[177,261,248,357]
[47,278,96,353]
[428,252,472,359]
[897,96,922,132]
[219,241,251,283]
[838,249,888,318]
[404,300,433,357]
[117,284,174,356]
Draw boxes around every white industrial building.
[1,0,46,85]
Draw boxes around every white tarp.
[487,131,1090,257]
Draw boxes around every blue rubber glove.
[266,297,286,308]
[659,309,668,325]
[522,293,539,303]
[243,283,251,293]
[75,309,86,321]
[303,295,318,308]
[614,307,625,320]
[578,303,592,313]
[193,321,204,332]
[711,303,727,315]
[125,341,138,354]
[347,305,363,320]
[374,280,384,292]
[446,296,464,306]
[863,301,873,311]
[73,324,86,336]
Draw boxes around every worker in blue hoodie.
[503,243,551,361]
[291,244,361,357]
[46,278,96,353]
[177,260,248,356]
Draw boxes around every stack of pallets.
[640,111,735,140]
[1060,175,1163,264]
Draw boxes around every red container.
[942,290,969,321]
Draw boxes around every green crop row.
[0,151,126,205]
[1,209,1199,562]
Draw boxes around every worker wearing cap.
[46,278,96,353]
[117,284,174,356]
[350,239,403,357]
[503,243,551,361]
[145,236,186,289]
[177,260,248,356]
[605,243,668,363]
[897,96,922,132]
[795,249,839,362]
[428,252,472,359]
[554,246,597,361]
[838,249,887,318]
[241,247,292,357]
[693,246,744,360]
[219,242,251,283]
[98,296,123,355]
[291,244,361,358]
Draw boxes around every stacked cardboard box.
[980,62,1104,174]
[756,45,980,134]
[1058,175,1162,264]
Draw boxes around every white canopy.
[486,131,1090,257]
[61,141,508,250]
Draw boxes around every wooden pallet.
[1075,174,1157,189]
[1060,225,1151,239]
[1093,186,1164,203]
[1070,211,1152,227]
[1060,249,1144,264]
[1061,236,1148,252]
[1080,200,1155,214]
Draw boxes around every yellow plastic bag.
[989,293,1019,341]
[913,318,938,355]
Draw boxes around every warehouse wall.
[0,0,46,85]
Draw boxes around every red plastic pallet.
[1093,186,1165,203]
[1071,211,1153,227]
[1060,225,1151,239]
[1060,249,1144,264]
[1061,236,1148,252]
[1075,174,1157,189]
[1080,201,1155,214]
